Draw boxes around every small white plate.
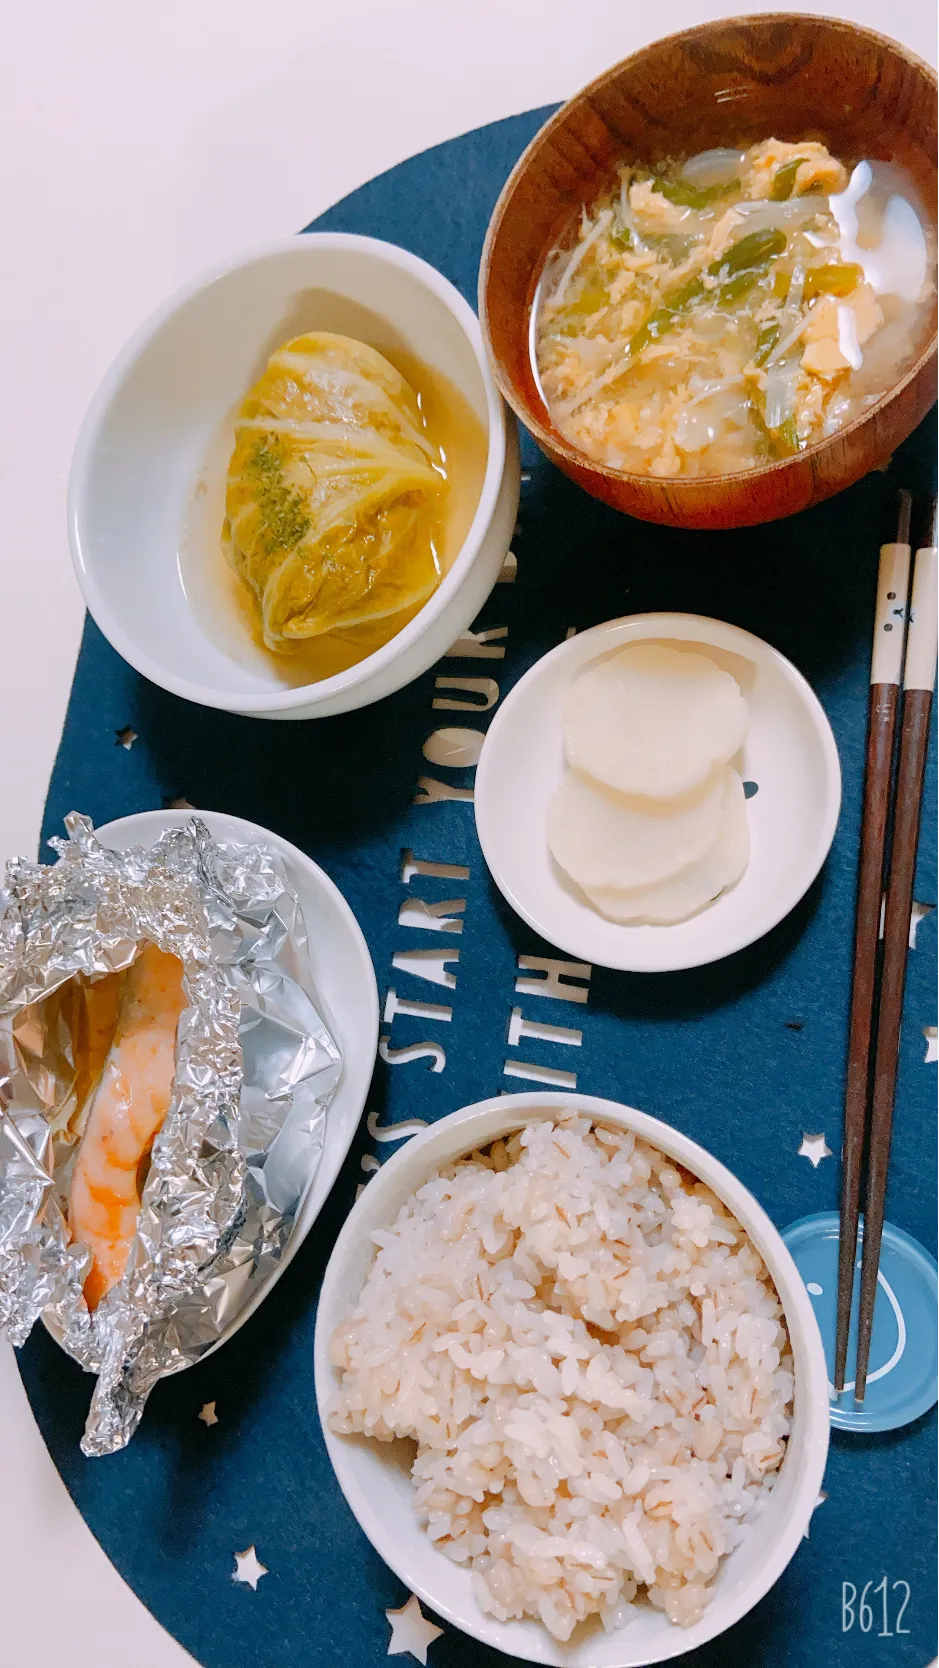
[474,614,841,973]
[94,808,379,1350]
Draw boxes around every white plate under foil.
[474,613,841,973]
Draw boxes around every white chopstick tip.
[870,541,911,685]
[904,545,938,693]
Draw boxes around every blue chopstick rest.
[783,1211,938,1432]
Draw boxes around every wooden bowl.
[480,16,937,530]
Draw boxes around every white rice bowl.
[314,1094,830,1667]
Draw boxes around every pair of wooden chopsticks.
[835,492,938,1402]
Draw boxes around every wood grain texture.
[854,686,934,1398]
[833,681,899,1392]
[479,15,938,530]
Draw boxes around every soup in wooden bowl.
[480,17,937,529]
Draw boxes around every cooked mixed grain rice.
[329,1115,793,1641]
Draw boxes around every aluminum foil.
[0,813,342,1455]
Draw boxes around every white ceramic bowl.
[69,234,520,719]
[95,809,379,1351]
[314,1092,830,1666]
[474,614,842,972]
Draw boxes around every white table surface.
[1,2,934,1663]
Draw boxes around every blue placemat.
[17,108,939,1668]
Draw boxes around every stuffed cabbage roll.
[224,332,446,651]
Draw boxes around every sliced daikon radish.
[564,643,749,798]
[547,765,728,891]
[584,770,750,924]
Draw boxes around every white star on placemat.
[198,1401,218,1427]
[232,1546,268,1590]
[385,1594,443,1663]
[909,901,935,949]
[798,1132,832,1168]
[803,1489,828,1538]
[924,1027,938,1064]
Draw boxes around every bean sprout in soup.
[533,140,935,478]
